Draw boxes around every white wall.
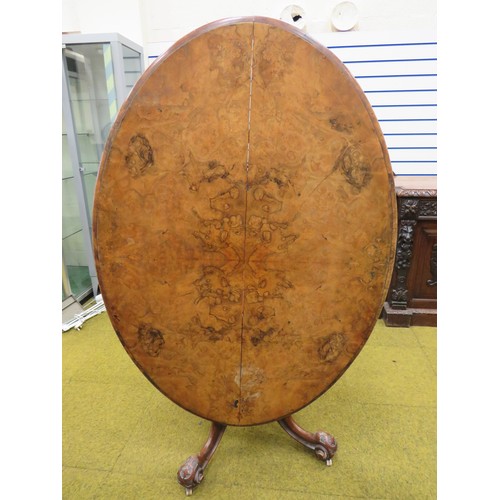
[62,0,437,176]
[140,0,436,40]
[63,0,437,59]
[62,0,144,45]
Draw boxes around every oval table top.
[93,17,397,426]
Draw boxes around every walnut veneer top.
[93,17,397,426]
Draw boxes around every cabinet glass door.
[123,45,143,91]
[64,43,118,221]
[62,111,92,299]
[62,34,144,305]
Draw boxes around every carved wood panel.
[383,187,437,326]
[408,221,437,308]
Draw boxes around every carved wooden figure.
[93,17,397,495]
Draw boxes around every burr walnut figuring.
[93,16,397,494]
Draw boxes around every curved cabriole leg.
[278,416,337,466]
[177,421,227,496]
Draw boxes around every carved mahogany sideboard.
[382,177,437,327]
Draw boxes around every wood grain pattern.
[93,17,397,426]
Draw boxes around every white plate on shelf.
[331,1,359,31]
[280,5,307,32]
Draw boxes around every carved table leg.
[177,421,227,496]
[278,416,337,466]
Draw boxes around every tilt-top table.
[93,16,397,495]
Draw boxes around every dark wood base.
[382,301,437,327]
[278,416,337,465]
[178,416,336,494]
[177,422,226,496]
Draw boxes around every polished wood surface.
[93,17,397,426]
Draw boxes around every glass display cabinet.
[62,33,144,303]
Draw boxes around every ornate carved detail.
[396,188,437,198]
[177,422,227,495]
[419,200,437,217]
[179,415,338,496]
[400,199,419,219]
[391,287,408,303]
[389,187,437,312]
[278,416,337,465]
[313,431,338,462]
[398,198,437,220]
[390,221,416,310]
[427,243,437,286]
[395,223,415,270]
[177,455,203,492]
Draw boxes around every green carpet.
[62,314,436,499]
